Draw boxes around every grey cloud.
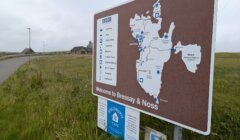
[0,0,239,52]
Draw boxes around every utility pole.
[26,28,31,65]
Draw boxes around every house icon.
[112,112,119,123]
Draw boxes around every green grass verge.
[0,54,239,140]
[0,52,19,57]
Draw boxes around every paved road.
[0,56,37,84]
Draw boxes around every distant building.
[70,46,87,54]
[70,41,93,55]
[86,41,93,54]
[21,48,35,54]
[87,41,93,54]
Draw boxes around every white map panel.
[129,0,202,104]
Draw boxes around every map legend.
[96,14,118,86]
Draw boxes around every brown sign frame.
[92,0,218,135]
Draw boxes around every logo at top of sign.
[102,16,112,24]
[129,0,202,104]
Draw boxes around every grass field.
[0,52,18,57]
[0,54,239,140]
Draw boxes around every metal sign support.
[173,125,183,140]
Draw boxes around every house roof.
[71,46,86,52]
[71,41,93,53]
[21,48,35,54]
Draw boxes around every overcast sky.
[0,0,239,52]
